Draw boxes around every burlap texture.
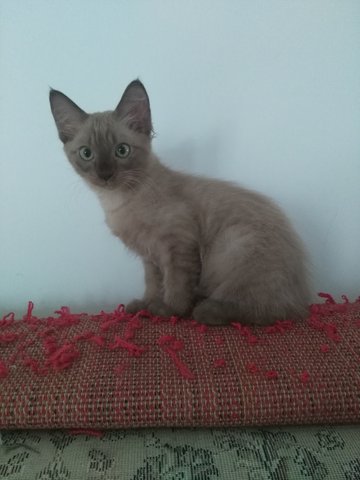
[0,297,359,429]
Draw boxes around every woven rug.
[0,294,359,429]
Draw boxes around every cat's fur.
[49,80,310,325]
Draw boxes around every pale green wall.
[1,0,359,315]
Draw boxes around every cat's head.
[49,80,153,190]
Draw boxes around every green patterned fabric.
[1,425,359,479]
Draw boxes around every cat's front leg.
[156,248,199,318]
[126,260,163,313]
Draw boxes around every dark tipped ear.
[115,80,152,136]
[49,89,88,143]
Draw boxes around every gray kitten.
[49,80,310,325]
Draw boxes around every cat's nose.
[99,172,114,181]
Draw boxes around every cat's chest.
[97,191,156,257]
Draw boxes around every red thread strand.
[47,343,80,370]
[300,371,310,384]
[89,335,106,347]
[123,317,142,341]
[318,292,336,304]
[73,331,95,342]
[157,335,194,379]
[157,335,177,346]
[162,347,195,380]
[108,336,146,357]
[246,363,259,374]
[23,301,39,328]
[0,333,19,343]
[0,312,15,329]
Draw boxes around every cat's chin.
[87,178,120,191]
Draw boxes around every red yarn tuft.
[47,343,80,371]
[265,320,294,335]
[300,371,310,384]
[232,323,259,345]
[157,335,195,380]
[171,340,184,351]
[320,344,330,353]
[265,370,279,380]
[318,292,336,304]
[0,312,15,329]
[24,301,35,319]
[23,301,38,328]
[51,308,81,327]
[157,335,177,346]
[123,317,142,341]
[324,323,341,342]
[246,363,259,374]
[73,331,94,342]
[42,335,58,355]
[108,336,146,357]
[0,333,19,343]
[308,316,341,342]
[88,335,106,347]
[162,347,195,380]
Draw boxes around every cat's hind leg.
[192,298,284,326]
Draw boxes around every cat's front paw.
[126,299,149,314]
[147,299,174,317]
[148,299,192,318]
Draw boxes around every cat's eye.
[115,143,131,158]
[79,146,94,161]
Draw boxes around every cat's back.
[179,171,288,231]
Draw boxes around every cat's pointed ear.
[115,80,152,136]
[49,89,88,143]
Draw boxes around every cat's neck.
[92,154,171,213]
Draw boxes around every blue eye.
[115,143,131,158]
[79,146,93,161]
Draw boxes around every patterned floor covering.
[1,425,360,479]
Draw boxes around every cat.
[49,79,310,325]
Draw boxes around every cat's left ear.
[49,90,88,143]
[115,80,152,136]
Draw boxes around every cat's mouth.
[90,175,119,190]
[91,173,141,192]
